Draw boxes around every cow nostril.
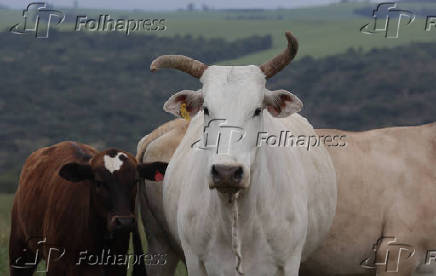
[113,216,135,229]
[233,167,243,182]
[211,165,220,181]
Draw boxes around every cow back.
[14,141,99,256]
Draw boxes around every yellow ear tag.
[180,103,190,121]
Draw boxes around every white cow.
[138,120,436,276]
[149,32,337,275]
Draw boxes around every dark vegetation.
[0,31,271,192]
[269,45,436,130]
[1,31,435,192]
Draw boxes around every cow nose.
[211,164,244,192]
[111,215,135,230]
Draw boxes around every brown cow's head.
[59,148,167,233]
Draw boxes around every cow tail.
[132,199,147,276]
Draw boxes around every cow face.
[59,149,167,232]
[153,31,300,194]
[164,66,302,194]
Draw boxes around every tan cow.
[136,119,188,275]
[301,124,436,276]
[137,120,436,275]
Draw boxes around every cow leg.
[9,243,39,276]
[104,232,130,276]
[104,265,128,276]
[62,264,104,276]
[185,251,207,276]
[282,253,303,276]
[145,228,180,275]
[46,262,68,276]
[9,208,40,276]
[139,184,181,275]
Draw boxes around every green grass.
[0,193,187,275]
[0,193,14,276]
[2,2,436,67]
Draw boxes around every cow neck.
[88,186,109,251]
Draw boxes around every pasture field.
[0,193,14,276]
[1,2,436,65]
[0,193,187,275]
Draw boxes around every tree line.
[0,31,272,192]
[1,31,435,192]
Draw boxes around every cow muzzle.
[210,164,246,193]
[109,215,136,232]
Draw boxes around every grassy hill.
[2,1,436,65]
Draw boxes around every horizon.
[0,0,357,11]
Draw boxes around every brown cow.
[9,141,167,276]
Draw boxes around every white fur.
[104,152,127,174]
[163,65,337,275]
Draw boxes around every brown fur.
[9,141,139,276]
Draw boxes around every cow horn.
[150,55,208,79]
[259,31,299,79]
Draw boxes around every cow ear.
[137,162,168,181]
[163,90,203,118]
[264,89,303,118]
[59,163,94,182]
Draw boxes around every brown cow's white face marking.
[104,152,128,174]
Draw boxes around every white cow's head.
[152,32,302,194]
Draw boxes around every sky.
[0,0,339,10]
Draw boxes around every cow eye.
[203,107,209,116]
[254,107,262,117]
